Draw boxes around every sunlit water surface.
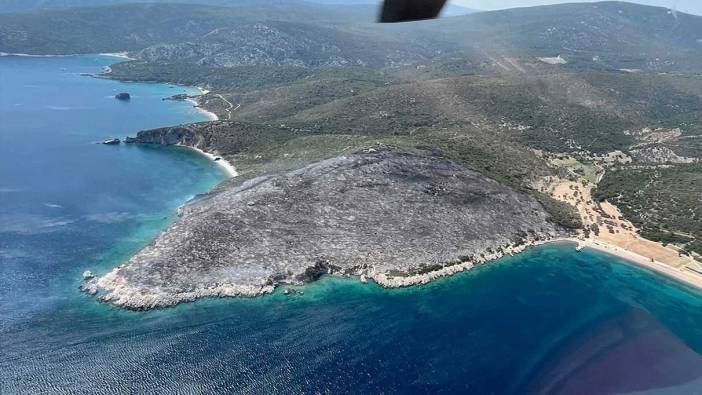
[2,55,702,395]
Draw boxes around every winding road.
[215,94,238,120]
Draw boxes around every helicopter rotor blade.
[379,0,448,23]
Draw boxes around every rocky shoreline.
[82,146,568,310]
[124,123,237,177]
[370,238,549,288]
[81,270,275,310]
[82,237,557,310]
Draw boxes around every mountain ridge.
[2,0,700,259]
[2,1,700,74]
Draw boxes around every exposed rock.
[84,147,567,310]
[537,55,567,65]
[627,127,682,144]
[163,93,192,101]
[630,146,698,164]
[102,138,120,145]
[128,124,204,146]
[115,92,131,101]
[124,121,274,157]
[135,22,425,68]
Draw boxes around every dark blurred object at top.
[379,0,447,22]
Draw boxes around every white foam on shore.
[84,235,702,311]
[85,268,274,310]
[371,236,702,292]
[99,52,135,60]
[571,238,702,291]
[185,145,237,178]
[83,235,556,310]
[371,237,550,288]
[185,98,219,121]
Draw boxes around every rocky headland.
[82,144,568,310]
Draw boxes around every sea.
[2,55,702,395]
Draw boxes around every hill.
[396,1,702,74]
[2,1,700,256]
[3,2,700,73]
[0,2,377,55]
[0,0,378,14]
[83,147,566,309]
[98,2,702,250]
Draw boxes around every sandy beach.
[186,98,219,121]
[569,238,702,291]
[550,179,702,291]
[185,145,238,178]
[99,52,134,60]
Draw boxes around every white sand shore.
[184,145,237,178]
[99,52,135,60]
[560,238,702,291]
[549,179,701,291]
[185,98,219,121]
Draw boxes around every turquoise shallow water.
[3,56,702,395]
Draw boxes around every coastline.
[1,52,133,59]
[183,144,238,178]
[379,236,702,293]
[99,63,228,175]
[97,62,218,121]
[573,238,702,291]
[95,57,219,121]
[77,56,701,309]
[80,149,568,311]
[84,234,562,310]
[94,57,224,160]
[85,269,274,310]
[99,52,134,60]
[1,52,76,57]
[371,237,550,288]
[185,98,219,122]
[549,179,702,292]
[83,234,702,311]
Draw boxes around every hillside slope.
[3,1,700,258]
[82,147,566,309]
[4,1,701,73]
[0,2,377,55]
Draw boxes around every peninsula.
[5,1,696,308]
[82,146,567,310]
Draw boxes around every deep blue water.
[3,56,702,395]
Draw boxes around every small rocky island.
[82,146,567,310]
[115,92,131,101]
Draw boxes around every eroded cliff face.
[126,124,205,147]
[83,147,568,310]
[126,121,271,159]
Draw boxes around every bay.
[2,55,702,395]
